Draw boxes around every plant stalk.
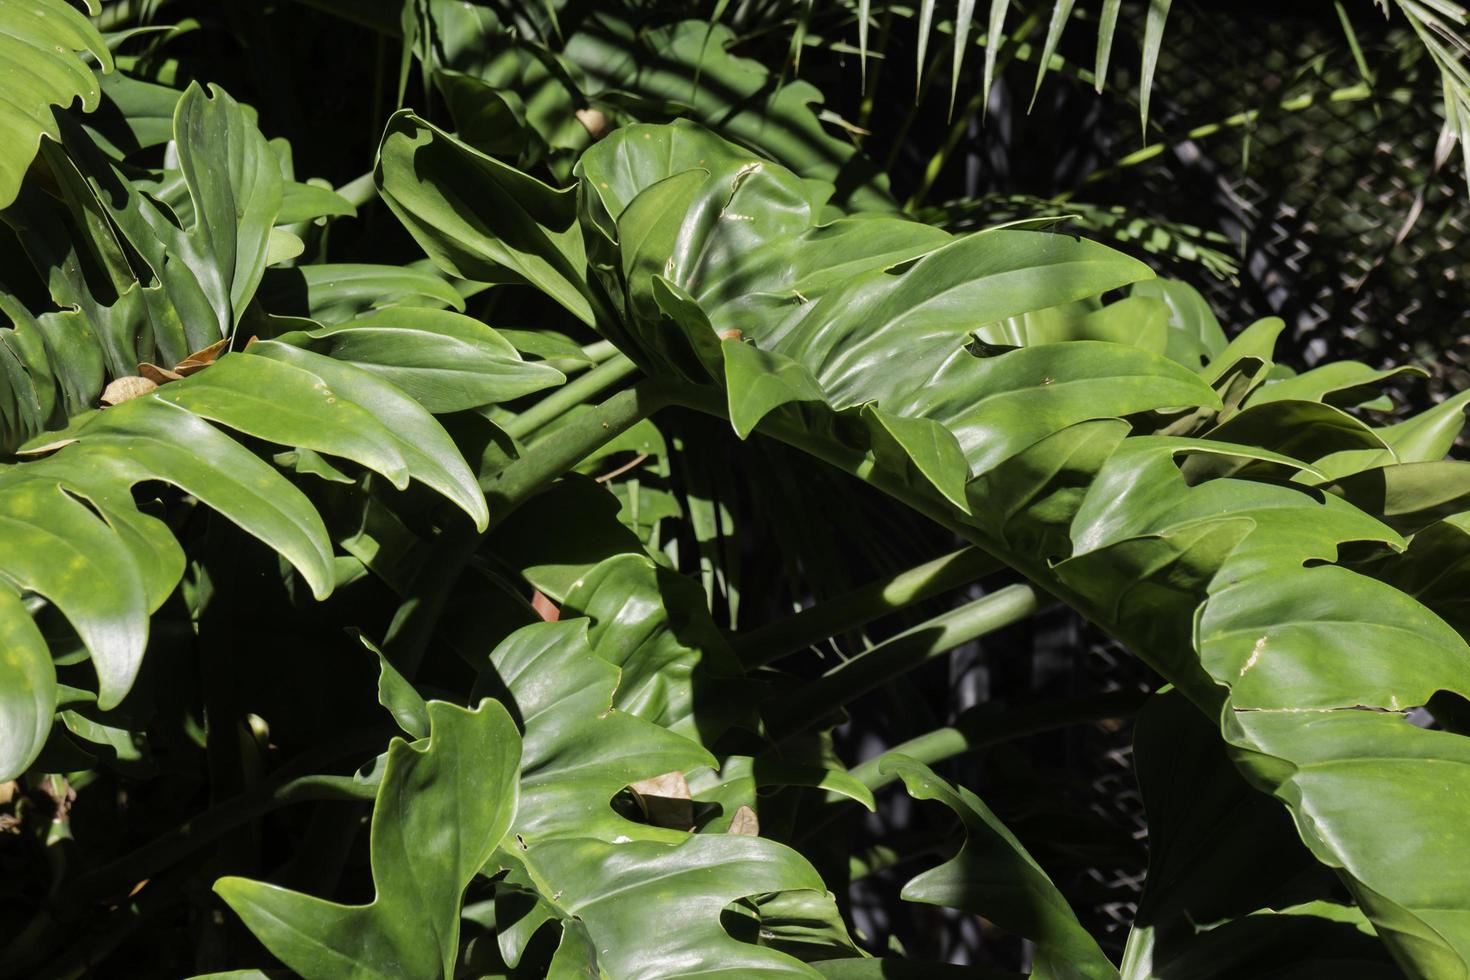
[335,170,378,209]
[766,584,1041,739]
[502,352,641,441]
[733,546,1001,668]
[850,687,1148,790]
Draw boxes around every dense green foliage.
[2,2,1468,978]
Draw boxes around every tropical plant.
[2,2,1468,979]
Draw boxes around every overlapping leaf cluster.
[3,5,1469,979]
[378,115,1470,976]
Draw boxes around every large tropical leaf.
[0,0,113,209]
[881,755,1118,980]
[216,698,521,980]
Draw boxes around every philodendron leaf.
[271,307,564,413]
[560,553,752,740]
[257,263,465,324]
[173,82,282,338]
[216,699,520,980]
[244,342,489,531]
[0,0,113,209]
[509,835,833,979]
[0,583,57,779]
[1123,690,1398,980]
[375,111,597,326]
[61,82,282,351]
[881,755,1118,980]
[473,619,715,845]
[0,476,148,712]
[361,633,428,739]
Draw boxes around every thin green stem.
[849,688,1148,791]
[733,546,1000,668]
[766,585,1041,739]
[795,688,1148,846]
[503,352,641,442]
[336,170,378,210]
[583,339,620,363]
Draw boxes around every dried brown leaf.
[101,376,158,405]
[576,108,610,139]
[727,804,759,837]
[175,338,229,376]
[629,770,694,830]
[138,362,184,385]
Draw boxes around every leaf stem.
[335,169,378,209]
[732,546,1000,668]
[766,585,1041,739]
[502,352,641,441]
[850,688,1148,791]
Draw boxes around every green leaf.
[0,583,56,779]
[245,342,490,530]
[362,633,429,739]
[1032,1,1077,107]
[564,19,893,211]
[509,834,831,978]
[258,263,465,324]
[375,111,596,326]
[57,397,337,600]
[272,307,564,413]
[0,476,147,711]
[0,0,113,209]
[173,82,282,335]
[881,755,1118,980]
[561,554,749,738]
[1132,278,1228,367]
[216,699,521,980]
[1248,361,1425,409]
[1123,690,1398,979]
[1139,0,1174,138]
[160,353,413,489]
[1095,0,1123,90]
[474,619,715,844]
[56,82,281,351]
[277,181,356,224]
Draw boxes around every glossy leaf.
[0,583,57,779]
[882,755,1118,979]
[271,307,564,412]
[217,699,521,980]
[0,0,112,209]
[473,619,715,844]
[375,111,597,326]
[509,834,831,978]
